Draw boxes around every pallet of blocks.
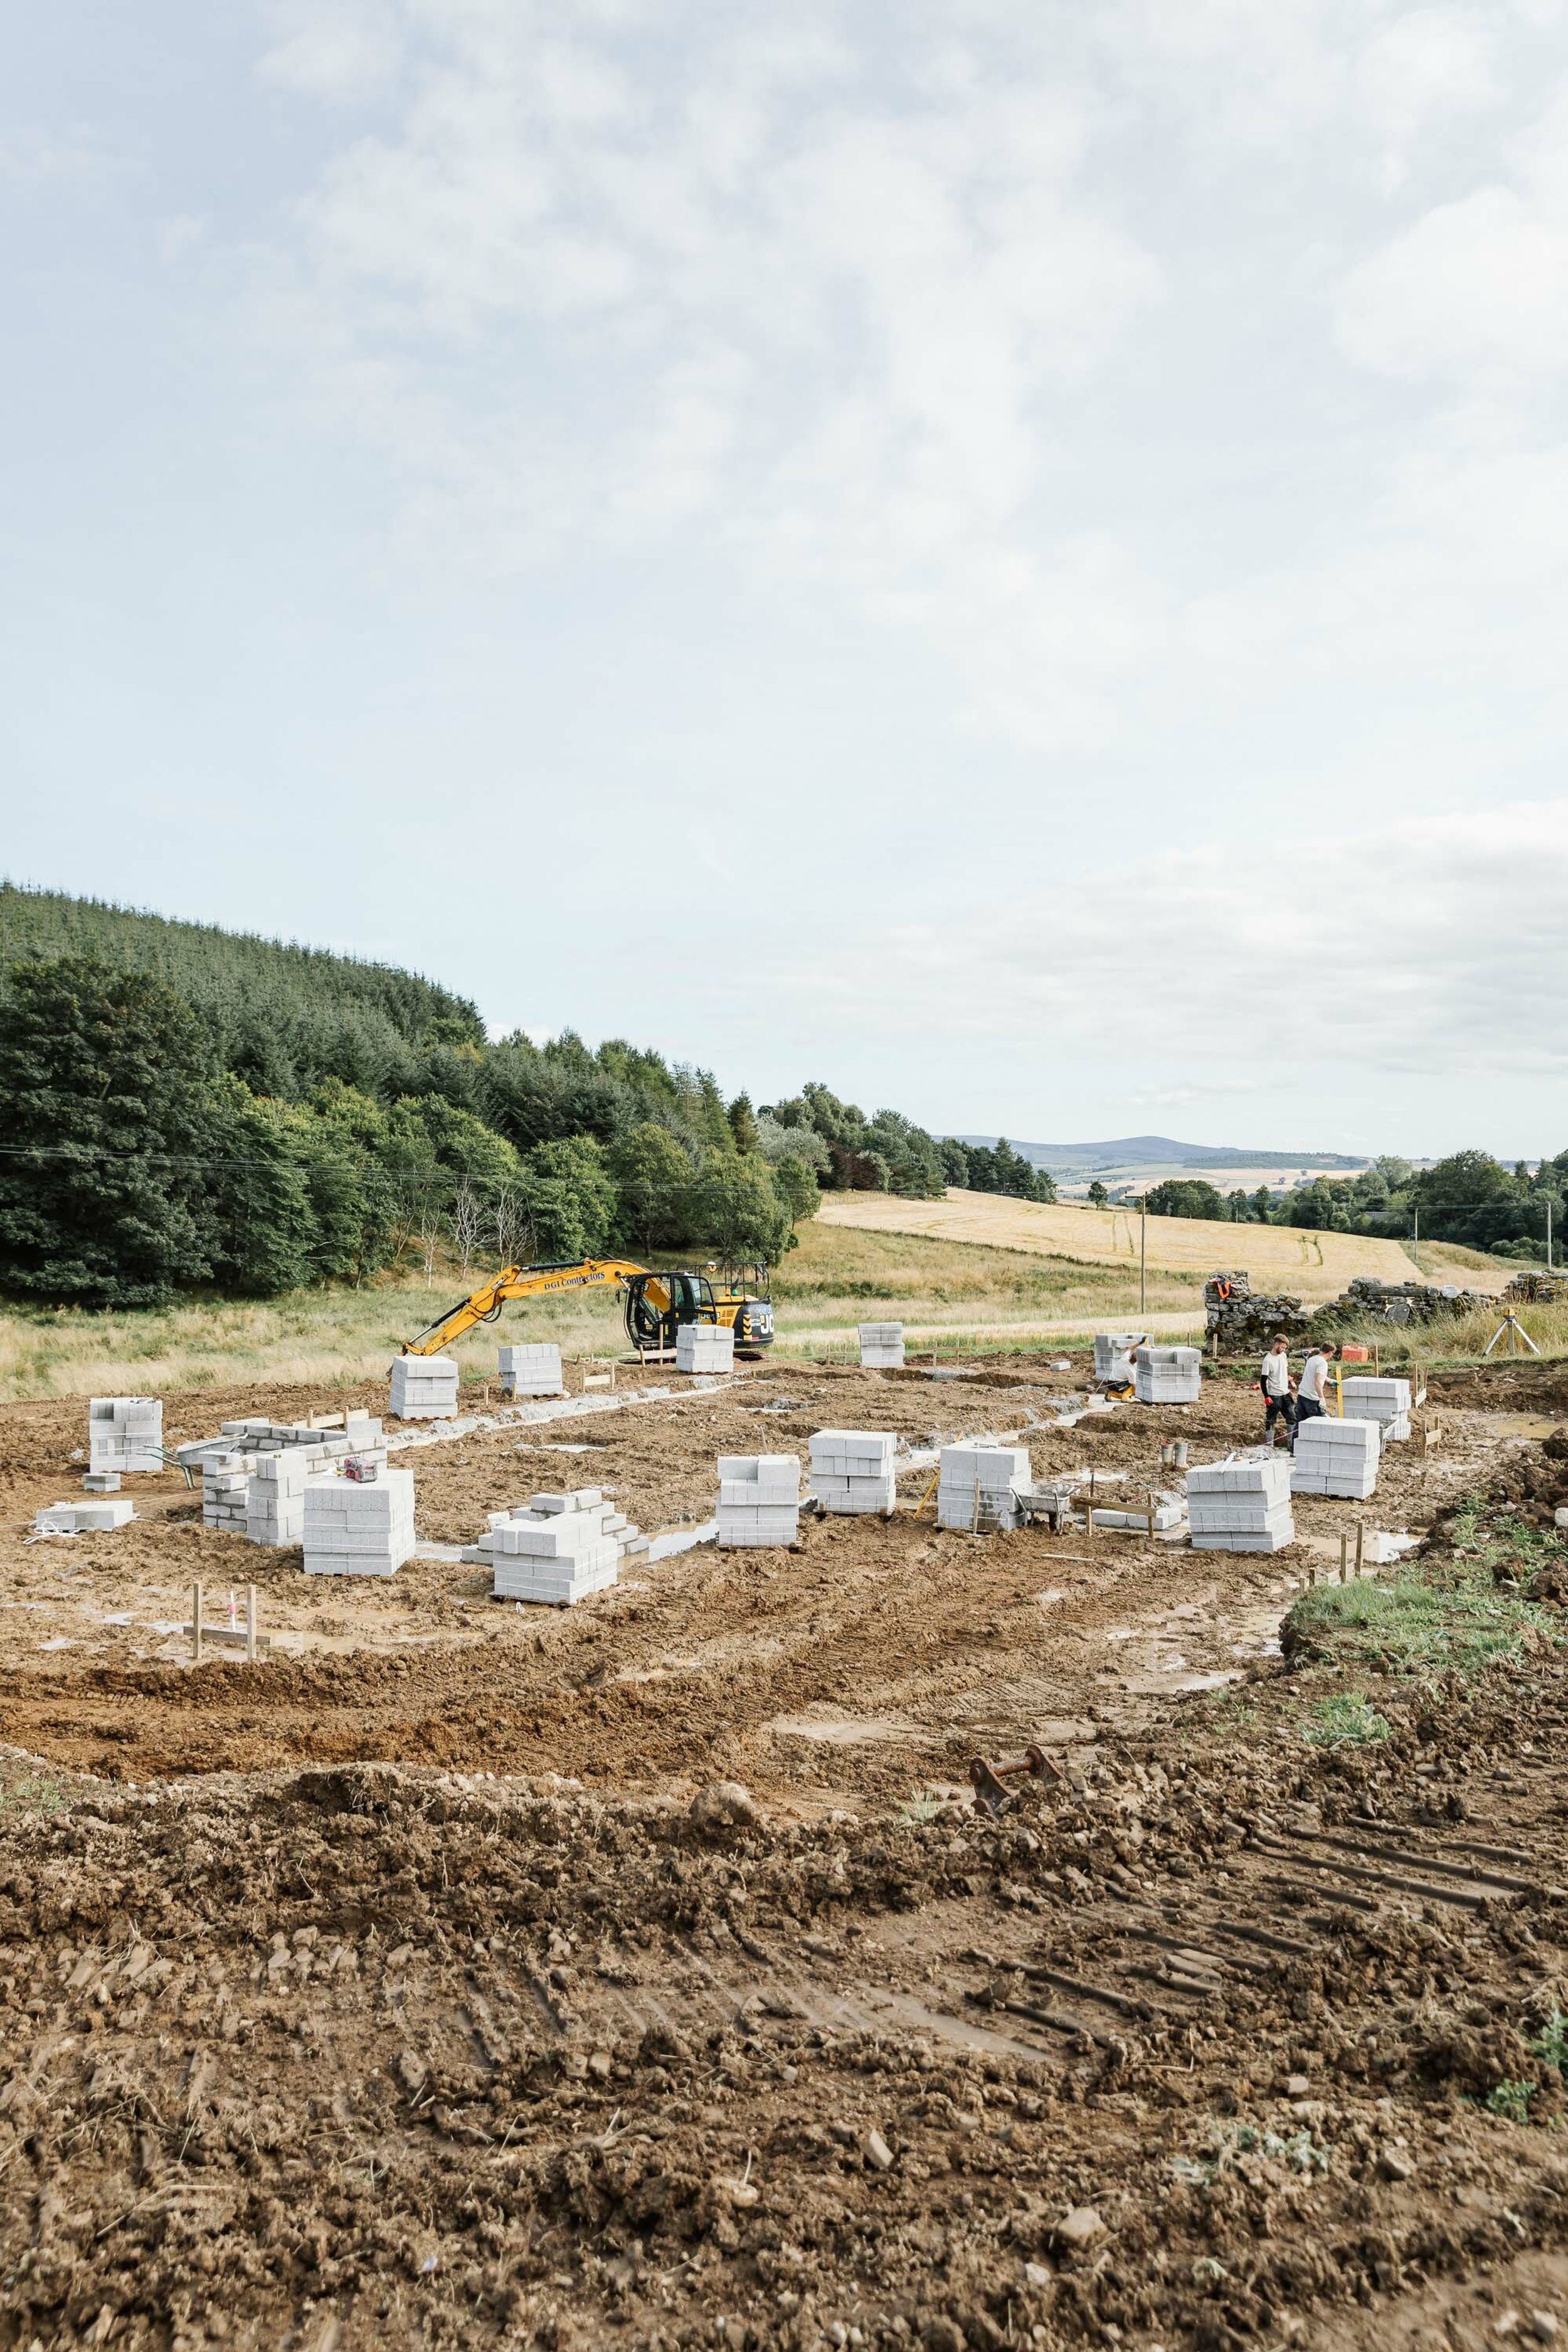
[676,1323,734,1375]
[497,1342,564,1398]
[717,1455,801,1547]
[302,1466,416,1576]
[1338,1377,1412,1442]
[481,1489,640,1604]
[389,1355,460,1419]
[858,1322,905,1369]
[1093,1332,1147,1382]
[34,1497,136,1535]
[1186,1454,1295,1552]
[88,1396,163,1475]
[1069,1486,1187,1532]
[1134,1345,1202,1404]
[937,1444,1032,1532]
[808,1429,896,1514]
[1292,1416,1380,1499]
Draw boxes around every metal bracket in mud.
[968,1743,1064,1815]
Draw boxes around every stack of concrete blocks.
[1293,1417,1380,1500]
[808,1429,897,1515]
[1134,1346,1202,1404]
[203,1454,254,1535]
[676,1323,734,1375]
[34,1496,136,1535]
[717,1454,802,1547]
[937,1444,1032,1532]
[484,1490,632,1605]
[389,1355,460,1419]
[858,1322,906,1369]
[194,1416,383,1540]
[302,1466,416,1577]
[1339,1377,1412,1443]
[1187,1454,1295,1552]
[89,1397,163,1476]
[246,1444,352,1547]
[1093,1333,1147,1382]
[498,1342,564,1399]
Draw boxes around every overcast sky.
[4,2,1567,1157]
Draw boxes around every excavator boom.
[401,1259,649,1357]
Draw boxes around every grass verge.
[1283,1506,1564,1685]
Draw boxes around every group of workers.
[1258,1334,1337,1448]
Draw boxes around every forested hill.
[0,884,992,1310]
[0,884,484,1103]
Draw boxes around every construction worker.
[1259,1334,1296,1445]
[1295,1340,1334,1436]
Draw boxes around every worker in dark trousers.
[1295,1341,1334,1440]
[1259,1334,1296,1446]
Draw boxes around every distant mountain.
[951,1133,1367,1175]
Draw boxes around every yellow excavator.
[400,1258,775,1359]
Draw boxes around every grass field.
[0,1210,1535,1402]
[814,1188,1510,1298]
[0,1222,1205,1402]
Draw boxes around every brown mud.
[0,1356,1564,2349]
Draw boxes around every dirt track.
[0,1355,1565,2350]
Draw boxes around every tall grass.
[0,1215,1547,1404]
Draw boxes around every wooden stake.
[193,1581,203,1665]
[246,1582,257,1664]
[1338,1534,1348,1584]
[1147,1490,1157,1540]
[1355,1520,1365,1576]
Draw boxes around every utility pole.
[1140,1205,1147,1314]
[1549,1199,1554,1272]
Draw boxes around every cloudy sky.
[4,1,1567,1155]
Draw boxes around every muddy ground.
[0,1353,1565,2350]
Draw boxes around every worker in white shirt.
[1295,1341,1334,1433]
[1258,1334,1296,1445]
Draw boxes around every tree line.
[1138,1152,1567,1259]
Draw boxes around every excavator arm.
[400,1259,651,1357]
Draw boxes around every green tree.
[518,1136,618,1261]
[770,1153,821,1227]
[1144,1178,1225,1221]
[727,1093,758,1154]
[1086,1180,1108,1207]
[689,1154,794,1263]
[0,956,218,1307]
[608,1123,694,1255]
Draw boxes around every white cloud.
[253,4,1163,745]
[240,4,1568,772]
[259,0,405,99]
[781,801,1568,1079]
[1337,81,1568,384]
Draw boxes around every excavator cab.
[622,1268,774,1357]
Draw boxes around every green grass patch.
[1303,1693,1391,1747]
[1484,2080,1534,2124]
[1530,2010,1567,2074]
[1283,1509,1562,1685]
